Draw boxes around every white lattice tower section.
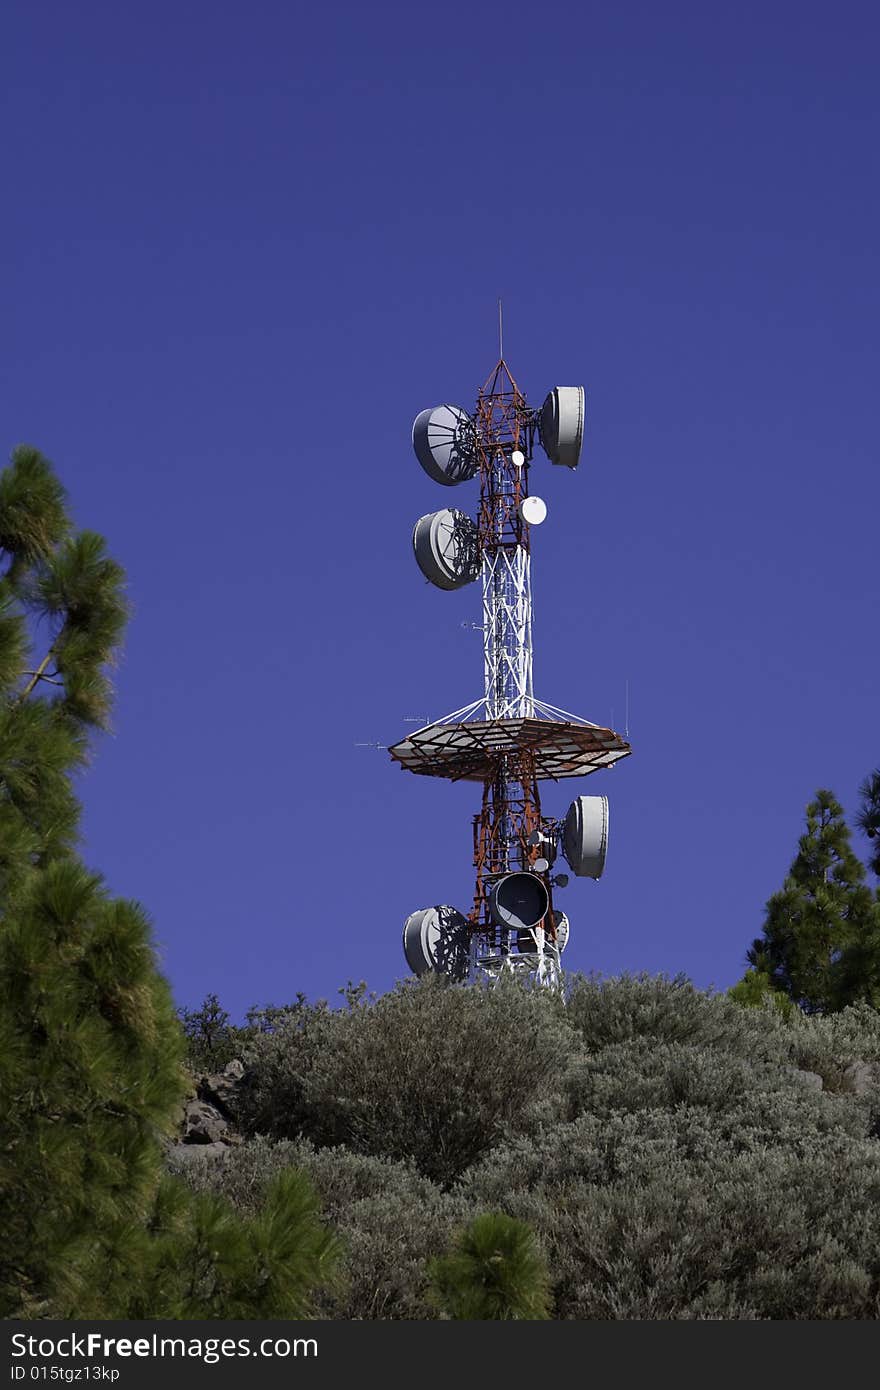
[482,544,534,719]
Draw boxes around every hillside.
[170,973,880,1319]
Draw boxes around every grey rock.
[788,1067,824,1091]
[183,1098,229,1144]
[843,1061,880,1096]
[170,1141,229,1162]
[198,1059,245,1116]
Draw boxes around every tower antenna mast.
[390,332,631,988]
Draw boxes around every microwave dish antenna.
[554,912,570,952]
[539,386,584,470]
[519,495,547,526]
[402,905,470,980]
[489,871,550,932]
[412,405,479,486]
[562,795,609,879]
[412,509,480,590]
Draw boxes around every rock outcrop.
[169,1059,246,1160]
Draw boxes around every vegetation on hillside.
[173,973,880,1319]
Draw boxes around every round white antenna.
[412,509,480,590]
[519,495,547,526]
[511,449,525,468]
[412,405,478,485]
[539,386,584,470]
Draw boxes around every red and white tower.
[390,350,631,988]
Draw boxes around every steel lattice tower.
[392,352,631,988]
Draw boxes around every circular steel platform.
[388,715,630,783]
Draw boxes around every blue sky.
[3,2,878,1017]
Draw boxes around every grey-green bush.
[235,976,577,1185]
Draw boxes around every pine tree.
[179,992,244,1071]
[727,967,794,1016]
[0,446,187,1315]
[855,768,880,879]
[0,446,338,1318]
[127,1170,340,1320]
[745,789,880,1013]
[428,1212,552,1320]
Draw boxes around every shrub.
[236,977,579,1185]
[565,972,790,1061]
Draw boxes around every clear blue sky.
[3,2,878,1018]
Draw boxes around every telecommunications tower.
[390,345,631,988]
